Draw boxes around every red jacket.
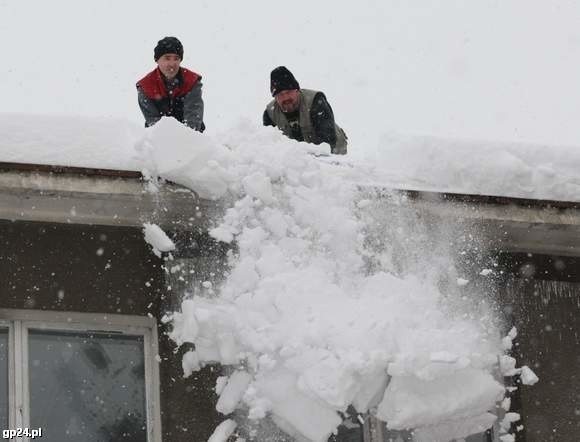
[136,68,203,129]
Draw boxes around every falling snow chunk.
[479,269,493,276]
[254,369,341,442]
[457,278,470,286]
[501,337,513,351]
[142,223,176,257]
[504,412,521,423]
[352,370,389,413]
[215,376,228,395]
[210,226,235,243]
[207,419,237,442]
[499,355,518,376]
[182,350,201,377]
[377,369,504,430]
[501,327,517,351]
[520,366,539,385]
[500,412,521,431]
[413,412,497,442]
[216,371,253,415]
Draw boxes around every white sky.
[2,0,580,148]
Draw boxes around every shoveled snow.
[151,118,517,440]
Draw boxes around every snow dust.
[137,118,536,441]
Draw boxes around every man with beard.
[137,36,205,131]
[263,66,347,155]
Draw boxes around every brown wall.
[0,220,223,442]
[498,253,580,442]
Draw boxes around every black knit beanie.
[154,37,184,61]
[270,66,300,96]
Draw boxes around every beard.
[280,99,298,112]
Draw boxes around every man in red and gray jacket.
[136,36,205,132]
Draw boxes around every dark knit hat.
[270,66,300,96]
[154,37,184,61]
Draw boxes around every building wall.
[0,220,222,442]
[497,253,580,442]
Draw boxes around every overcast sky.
[2,0,580,149]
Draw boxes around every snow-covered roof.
[2,113,579,204]
[0,114,143,172]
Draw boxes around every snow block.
[254,369,341,442]
[208,419,237,442]
[377,369,504,429]
[216,371,253,415]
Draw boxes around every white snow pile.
[139,118,532,442]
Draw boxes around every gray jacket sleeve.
[137,87,162,128]
[182,82,204,131]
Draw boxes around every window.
[0,309,161,442]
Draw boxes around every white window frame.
[0,309,162,442]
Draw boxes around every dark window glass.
[28,330,147,441]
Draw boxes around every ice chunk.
[297,354,358,408]
[216,371,253,415]
[182,350,200,377]
[377,369,504,429]
[499,355,518,376]
[208,419,237,442]
[414,412,497,442]
[142,223,175,257]
[215,376,229,395]
[520,366,539,385]
[352,370,389,413]
[255,369,341,442]
[500,412,521,431]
